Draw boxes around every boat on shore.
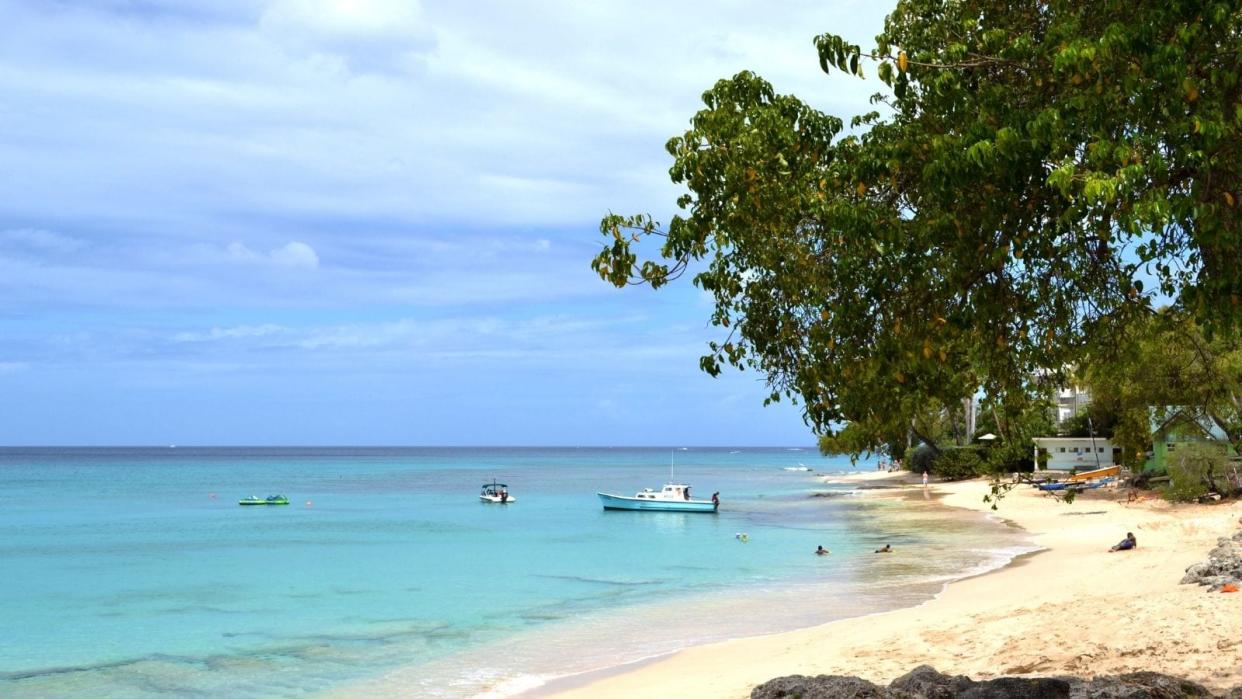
[1066,464,1121,482]
[239,495,289,506]
[480,481,515,503]
[597,484,719,512]
[1037,476,1116,492]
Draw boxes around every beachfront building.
[1032,368,1091,429]
[1053,385,1091,427]
[1032,437,1118,472]
[1145,408,1232,472]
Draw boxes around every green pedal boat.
[239,495,290,506]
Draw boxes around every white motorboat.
[479,480,515,503]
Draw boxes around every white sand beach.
[541,471,1242,697]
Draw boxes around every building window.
[1058,447,1066,453]
[1167,443,1176,451]
[1099,447,1105,453]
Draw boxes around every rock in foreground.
[750,664,1227,698]
[1180,530,1242,591]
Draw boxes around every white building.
[1032,437,1117,472]
[1032,368,1091,428]
[1054,386,1092,426]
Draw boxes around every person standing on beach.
[922,470,929,486]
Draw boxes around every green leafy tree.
[1165,443,1240,502]
[1085,311,1242,467]
[593,2,1242,455]
[817,396,974,461]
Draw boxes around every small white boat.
[479,481,515,504]
[597,483,719,512]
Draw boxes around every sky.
[0,0,893,446]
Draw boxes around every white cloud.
[259,0,433,72]
[269,241,320,268]
[173,324,288,343]
[0,0,891,231]
[0,228,87,254]
[158,313,667,361]
[224,240,320,269]
[225,241,261,262]
[261,0,425,38]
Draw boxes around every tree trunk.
[910,422,942,456]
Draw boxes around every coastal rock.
[749,674,887,698]
[1070,671,1215,697]
[1208,578,1240,592]
[1181,563,1210,585]
[1180,531,1242,589]
[752,667,1230,699]
[889,665,974,697]
[957,677,1070,698]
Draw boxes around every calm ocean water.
[0,447,1033,698]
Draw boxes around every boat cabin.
[634,484,692,500]
[480,482,509,498]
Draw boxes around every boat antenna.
[1087,416,1101,469]
[670,449,675,483]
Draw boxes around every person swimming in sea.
[874,544,892,553]
[816,545,830,556]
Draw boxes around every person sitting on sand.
[1109,532,1137,552]
[816,545,830,556]
[874,544,892,553]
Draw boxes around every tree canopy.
[593,1,1242,453]
[1084,310,1242,468]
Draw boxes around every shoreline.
[320,468,1030,699]
[523,471,1040,698]
[538,471,1242,698]
[525,545,1044,699]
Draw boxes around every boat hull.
[1066,465,1121,482]
[596,493,718,512]
[479,495,516,503]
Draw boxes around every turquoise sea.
[1,447,1034,697]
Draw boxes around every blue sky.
[0,0,890,446]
